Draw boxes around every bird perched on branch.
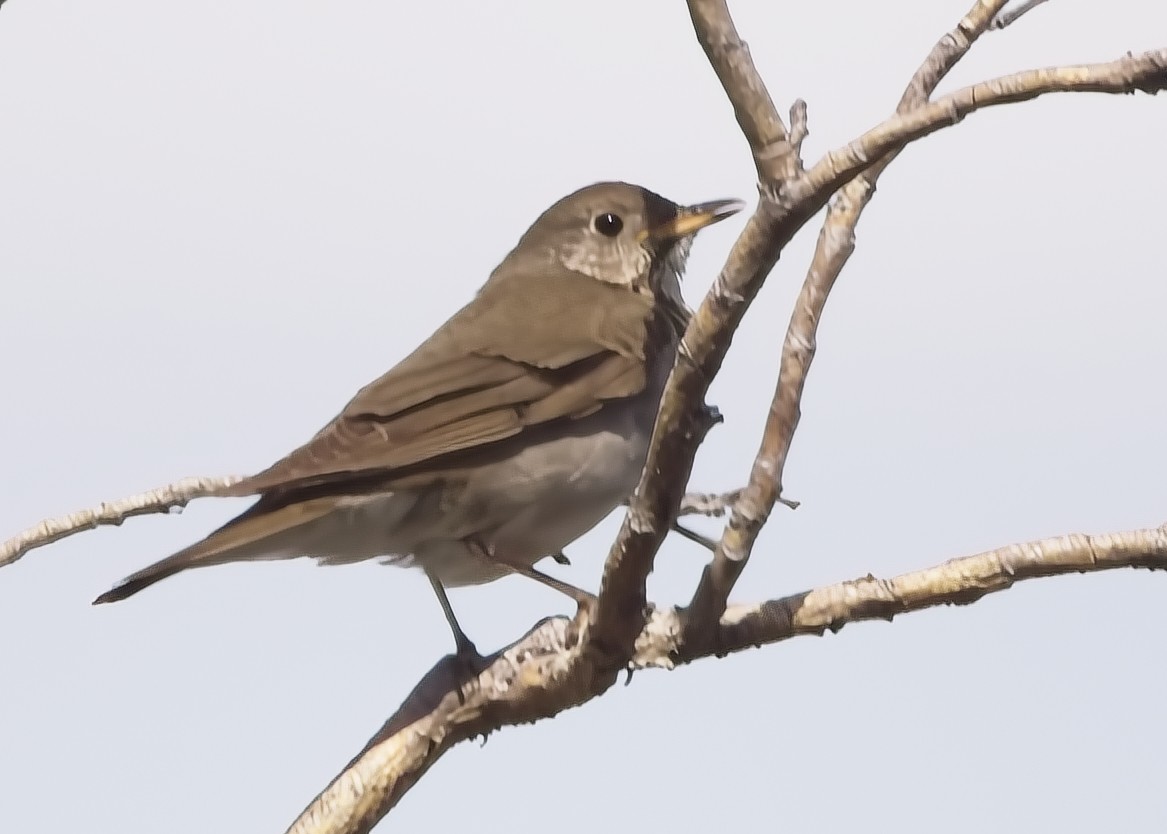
[94,182,744,656]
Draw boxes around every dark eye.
[593,212,623,237]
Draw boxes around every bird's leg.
[550,551,572,566]
[467,540,596,614]
[506,562,597,612]
[425,570,481,661]
[670,521,719,552]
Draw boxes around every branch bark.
[684,0,1012,644]
[285,522,1167,834]
[794,51,1167,208]
[0,476,241,567]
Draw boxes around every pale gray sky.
[2,1,1165,831]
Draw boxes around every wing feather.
[218,270,659,498]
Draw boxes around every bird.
[93,181,744,656]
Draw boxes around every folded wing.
[218,270,659,498]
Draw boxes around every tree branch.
[686,0,793,182]
[583,0,807,671]
[285,522,1167,834]
[581,0,798,667]
[591,36,1167,669]
[793,50,1167,209]
[684,0,1012,644]
[0,476,241,567]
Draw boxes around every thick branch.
[286,523,1167,833]
[684,0,1011,643]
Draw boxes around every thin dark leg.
[426,570,480,659]
[503,562,596,608]
[467,540,596,610]
[671,521,719,552]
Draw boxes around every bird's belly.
[305,348,672,588]
[305,413,652,587]
[447,420,650,580]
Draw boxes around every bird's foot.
[569,587,598,620]
[452,631,483,666]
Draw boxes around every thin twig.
[0,476,242,567]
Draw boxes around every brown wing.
[217,268,658,498]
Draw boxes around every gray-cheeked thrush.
[94,182,744,655]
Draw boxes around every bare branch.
[794,50,1167,208]
[285,617,591,834]
[0,476,241,567]
[584,0,804,666]
[579,5,1167,676]
[703,525,1167,658]
[991,0,1052,30]
[901,0,1012,106]
[285,522,1167,833]
[684,0,1011,644]
[686,0,795,183]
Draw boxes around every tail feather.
[93,555,195,604]
[92,497,341,605]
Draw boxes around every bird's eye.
[593,212,623,237]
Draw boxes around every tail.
[93,552,198,604]
[92,497,341,605]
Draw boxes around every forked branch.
[286,523,1167,834]
[685,0,1011,642]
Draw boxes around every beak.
[639,198,747,243]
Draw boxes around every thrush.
[93,182,744,655]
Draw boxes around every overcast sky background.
[2,1,1165,831]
